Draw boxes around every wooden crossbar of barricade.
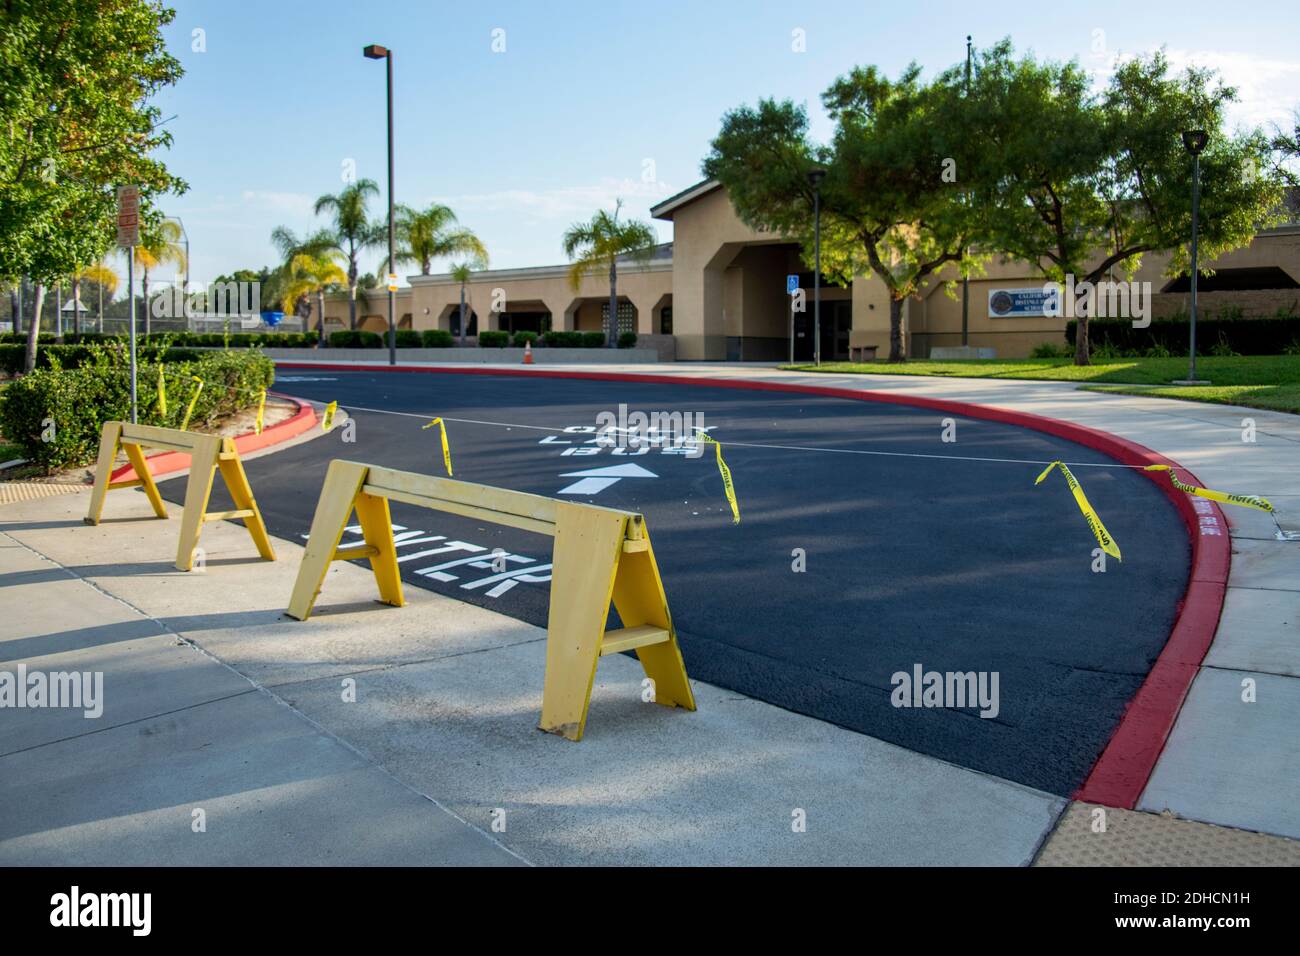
[84,421,276,572]
[286,459,697,740]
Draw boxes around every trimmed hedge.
[1067,315,1300,356]
[395,329,422,348]
[543,331,582,348]
[618,332,638,349]
[328,330,384,348]
[511,331,538,347]
[0,349,275,470]
[478,331,509,348]
[0,343,202,374]
[421,329,454,348]
[581,331,607,348]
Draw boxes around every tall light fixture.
[364,43,397,367]
[1181,129,1210,384]
[807,167,827,365]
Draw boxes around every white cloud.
[238,189,315,216]
[430,177,677,222]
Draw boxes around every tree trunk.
[459,285,467,347]
[1073,310,1091,365]
[98,282,104,332]
[888,296,906,363]
[8,288,17,333]
[316,291,326,346]
[608,260,618,349]
[24,285,45,373]
[72,277,81,335]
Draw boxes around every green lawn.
[783,355,1300,412]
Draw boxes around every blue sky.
[128,0,1300,290]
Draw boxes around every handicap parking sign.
[787,274,799,295]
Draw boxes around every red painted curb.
[108,393,319,483]
[276,361,1231,806]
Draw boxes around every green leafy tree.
[0,0,186,370]
[449,259,487,347]
[966,43,1286,364]
[281,252,347,345]
[705,65,982,362]
[562,201,657,347]
[385,203,487,275]
[312,179,382,330]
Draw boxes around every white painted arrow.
[558,463,658,495]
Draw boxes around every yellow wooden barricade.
[84,421,276,572]
[286,459,696,740]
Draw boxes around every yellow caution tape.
[321,401,338,431]
[1143,465,1273,512]
[179,377,204,432]
[255,389,266,435]
[156,366,167,417]
[1035,460,1120,560]
[421,417,454,476]
[697,433,740,524]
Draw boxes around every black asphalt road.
[159,369,1190,796]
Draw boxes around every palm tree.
[270,226,336,327]
[562,200,657,347]
[448,260,488,347]
[133,220,186,335]
[312,179,382,330]
[384,203,488,276]
[71,262,118,334]
[281,251,348,345]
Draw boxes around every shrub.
[1067,316,1300,356]
[1029,342,1068,359]
[617,331,638,349]
[395,329,422,348]
[511,330,538,347]
[0,343,202,374]
[542,331,584,348]
[581,331,607,348]
[478,330,509,348]
[0,349,274,470]
[421,329,455,348]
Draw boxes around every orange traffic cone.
[523,340,534,364]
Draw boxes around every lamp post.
[808,167,827,365]
[364,43,397,367]
[1179,129,1210,384]
[960,34,972,348]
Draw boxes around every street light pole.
[1180,129,1210,385]
[960,34,972,348]
[808,167,826,366]
[365,43,397,367]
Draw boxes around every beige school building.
[307,180,1300,361]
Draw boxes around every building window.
[600,301,635,334]
[660,306,673,335]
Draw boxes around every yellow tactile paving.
[1034,801,1300,866]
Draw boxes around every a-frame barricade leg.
[610,525,695,713]
[539,502,631,741]
[85,422,124,526]
[287,460,403,620]
[121,442,169,519]
[175,434,222,571]
[216,438,276,561]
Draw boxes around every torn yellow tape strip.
[255,389,266,435]
[321,401,338,432]
[421,417,454,476]
[179,377,204,433]
[1035,460,1121,560]
[157,366,168,417]
[1143,465,1273,512]
[697,434,740,524]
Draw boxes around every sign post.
[116,186,141,423]
[787,275,798,364]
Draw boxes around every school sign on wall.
[987,287,1059,318]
